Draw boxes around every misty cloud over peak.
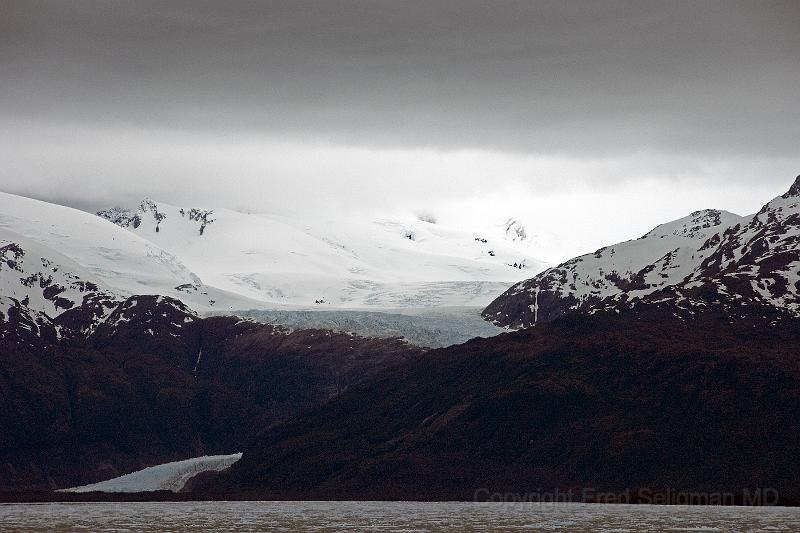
[1,1,798,260]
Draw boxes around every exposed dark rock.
[96,207,141,228]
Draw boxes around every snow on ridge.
[523,207,738,302]
[484,177,800,328]
[60,453,242,493]
[644,209,743,240]
[0,191,200,298]
[0,192,268,317]
[0,228,120,319]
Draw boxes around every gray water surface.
[2,501,800,532]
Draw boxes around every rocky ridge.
[484,177,800,327]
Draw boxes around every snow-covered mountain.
[0,190,548,339]
[97,198,549,309]
[484,176,800,327]
[0,192,291,324]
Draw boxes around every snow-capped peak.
[484,175,800,328]
[644,209,743,240]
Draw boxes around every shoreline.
[2,491,798,507]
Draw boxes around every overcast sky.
[1,1,798,260]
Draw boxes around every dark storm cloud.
[2,0,798,158]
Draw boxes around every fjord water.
[2,502,800,532]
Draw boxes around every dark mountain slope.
[210,306,800,501]
[0,296,419,491]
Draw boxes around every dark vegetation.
[206,305,800,501]
[0,296,419,491]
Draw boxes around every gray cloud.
[0,0,798,259]
[2,1,798,158]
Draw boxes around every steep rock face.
[0,296,420,491]
[0,296,58,347]
[484,177,799,328]
[209,306,800,501]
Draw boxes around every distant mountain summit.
[0,190,551,352]
[0,192,258,327]
[644,209,740,240]
[96,198,549,308]
[98,199,215,235]
[484,176,800,327]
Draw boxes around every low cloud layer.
[1,1,798,259]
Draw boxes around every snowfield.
[0,192,551,319]
[0,191,549,342]
[0,192,198,297]
[97,199,549,309]
[60,454,242,493]
[0,192,263,317]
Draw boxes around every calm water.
[1,501,800,532]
